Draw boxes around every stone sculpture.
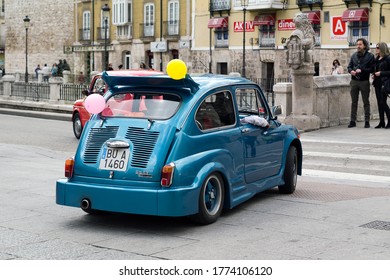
[286,13,315,69]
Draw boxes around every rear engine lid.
[73,118,177,182]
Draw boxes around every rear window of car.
[101,92,181,120]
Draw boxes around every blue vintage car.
[56,71,302,224]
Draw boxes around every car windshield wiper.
[147,118,154,130]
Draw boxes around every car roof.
[105,69,164,77]
[102,71,255,95]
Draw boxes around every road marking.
[301,138,390,147]
[303,151,390,162]
[303,169,390,184]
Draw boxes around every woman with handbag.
[372,42,390,128]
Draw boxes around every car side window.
[102,92,180,119]
[92,77,106,94]
[195,91,235,131]
[235,88,268,120]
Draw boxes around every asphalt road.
[0,114,389,260]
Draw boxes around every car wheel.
[191,173,224,225]
[278,146,297,194]
[73,112,82,139]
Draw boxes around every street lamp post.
[102,4,110,70]
[23,16,30,83]
[241,0,248,78]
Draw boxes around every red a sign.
[332,16,347,36]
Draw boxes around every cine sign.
[151,41,167,52]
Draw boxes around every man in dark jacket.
[347,38,375,128]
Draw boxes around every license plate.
[99,147,130,171]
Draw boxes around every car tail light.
[65,157,74,178]
[161,163,175,187]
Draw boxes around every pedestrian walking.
[51,63,58,77]
[42,64,51,82]
[58,59,64,77]
[347,38,375,128]
[34,64,41,79]
[77,71,85,84]
[372,42,390,128]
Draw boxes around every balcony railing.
[296,0,323,10]
[163,20,180,37]
[348,34,369,46]
[116,24,133,40]
[343,0,373,8]
[79,28,90,41]
[97,27,110,41]
[259,37,275,48]
[210,0,231,12]
[140,23,155,41]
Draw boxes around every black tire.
[190,173,224,225]
[278,146,298,194]
[72,112,82,139]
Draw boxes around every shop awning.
[208,17,229,28]
[304,11,321,25]
[253,14,276,26]
[342,8,369,22]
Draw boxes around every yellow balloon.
[166,59,187,80]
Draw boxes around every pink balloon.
[84,94,106,114]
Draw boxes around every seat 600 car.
[56,71,302,224]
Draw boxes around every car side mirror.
[272,105,282,119]
[272,105,282,116]
[82,89,90,96]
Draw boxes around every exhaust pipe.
[80,198,91,211]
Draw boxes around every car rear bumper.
[56,178,199,217]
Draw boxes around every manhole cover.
[360,220,390,231]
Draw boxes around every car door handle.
[241,128,250,133]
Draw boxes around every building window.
[348,21,369,46]
[259,25,275,47]
[83,11,91,40]
[113,0,132,25]
[215,28,228,48]
[144,3,155,37]
[168,0,179,35]
[324,11,329,23]
[113,0,132,40]
[313,25,321,46]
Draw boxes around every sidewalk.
[300,122,390,146]
[0,98,72,121]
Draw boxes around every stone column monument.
[284,13,320,131]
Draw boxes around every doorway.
[217,62,228,74]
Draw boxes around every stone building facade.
[193,0,390,86]
[2,0,389,84]
[73,0,192,74]
[4,0,74,76]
